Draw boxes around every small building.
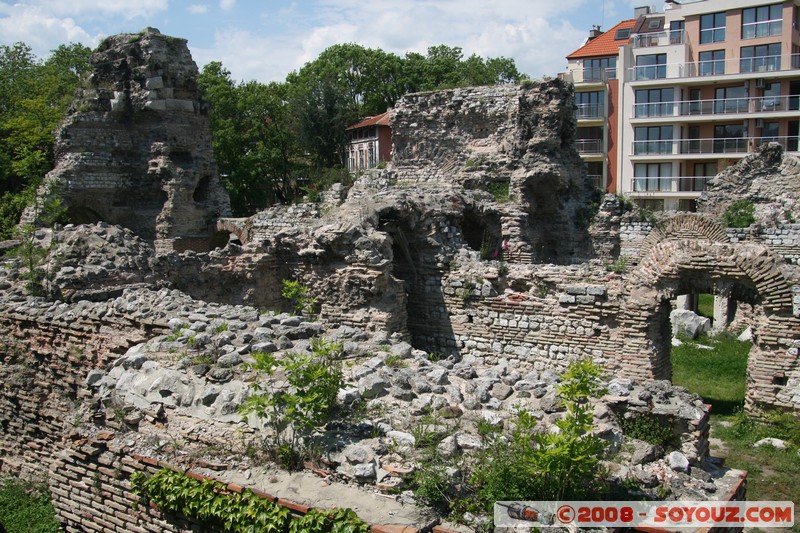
[345,111,392,172]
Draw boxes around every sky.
[0,0,649,83]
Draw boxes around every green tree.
[199,62,302,214]
[0,42,90,237]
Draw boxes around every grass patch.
[697,293,713,319]
[712,411,800,528]
[671,332,749,415]
[0,478,60,532]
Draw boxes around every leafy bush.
[621,414,674,447]
[469,360,608,511]
[131,468,368,532]
[0,478,59,533]
[239,338,343,468]
[722,200,755,228]
[281,279,317,317]
[484,180,510,203]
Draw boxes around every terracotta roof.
[566,19,637,59]
[346,110,392,130]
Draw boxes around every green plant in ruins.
[722,199,756,228]
[239,338,344,469]
[281,278,317,317]
[470,359,608,511]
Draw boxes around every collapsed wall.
[22,28,231,253]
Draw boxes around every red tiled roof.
[346,110,392,130]
[566,19,637,59]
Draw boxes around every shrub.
[239,338,343,469]
[621,414,674,447]
[281,279,317,317]
[470,360,608,511]
[722,199,755,228]
[0,478,59,532]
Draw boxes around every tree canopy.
[0,42,91,237]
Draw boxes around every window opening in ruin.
[209,230,231,250]
[665,280,755,414]
[381,213,456,356]
[460,211,500,259]
[193,176,211,203]
[65,206,103,225]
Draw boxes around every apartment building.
[566,0,800,211]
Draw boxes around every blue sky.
[0,0,645,83]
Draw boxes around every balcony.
[626,53,800,81]
[563,68,617,84]
[576,102,606,120]
[630,176,710,193]
[632,136,800,156]
[632,29,685,48]
[633,95,800,118]
[588,174,603,189]
[576,139,604,155]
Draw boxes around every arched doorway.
[619,233,798,413]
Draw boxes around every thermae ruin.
[1,28,799,531]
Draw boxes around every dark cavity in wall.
[380,211,458,357]
[460,209,501,259]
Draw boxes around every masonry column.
[712,283,733,334]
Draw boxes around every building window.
[635,198,665,212]
[740,43,782,72]
[615,28,631,40]
[634,162,673,191]
[575,91,605,118]
[634,125,673,155]
[669,20,685,44]
[683,162,716,191]
[634,53,667,80]
[758,82,782,111]
[713,123,747,153]
[368,143,375,167]
[714,85,748,114]
[700,12,726,44]
[677,199,697,212]
[742,3,782,39]
[584,57,617,81]
[760,121,780,143]
[699,50,725,76]
[634,88,675,117]
[585,161,604,189]
[577,126,603,153]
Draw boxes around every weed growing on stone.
[605,256,629,274]
[384,354,407,369]
[240,338,343,469]
[722,199,755,228]
[281,279,317,317]
[620,414,674,447]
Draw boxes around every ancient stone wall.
[22,28,230,253]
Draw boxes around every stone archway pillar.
[712,282,733,334]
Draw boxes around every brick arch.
[216,218,249,243]
[637,213,730,262]
[617,238,799,413]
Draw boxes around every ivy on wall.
[131,468,369,533]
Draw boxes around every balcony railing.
[576,103,605,119]
[631,176,710,193]
[563,67,617,84]
[588,174,603,189]
[577,139,604,154]
[632,29,685,48]
[632,136,800,155]
[633,95,800,118]
[627,53,800,81]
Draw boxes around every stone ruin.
[22,28,231,254]
[1,29,798,531]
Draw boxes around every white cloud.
[219,0,235,11]
[21,0,168,20]
[189,4,209,15]
[0,3,96,57]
